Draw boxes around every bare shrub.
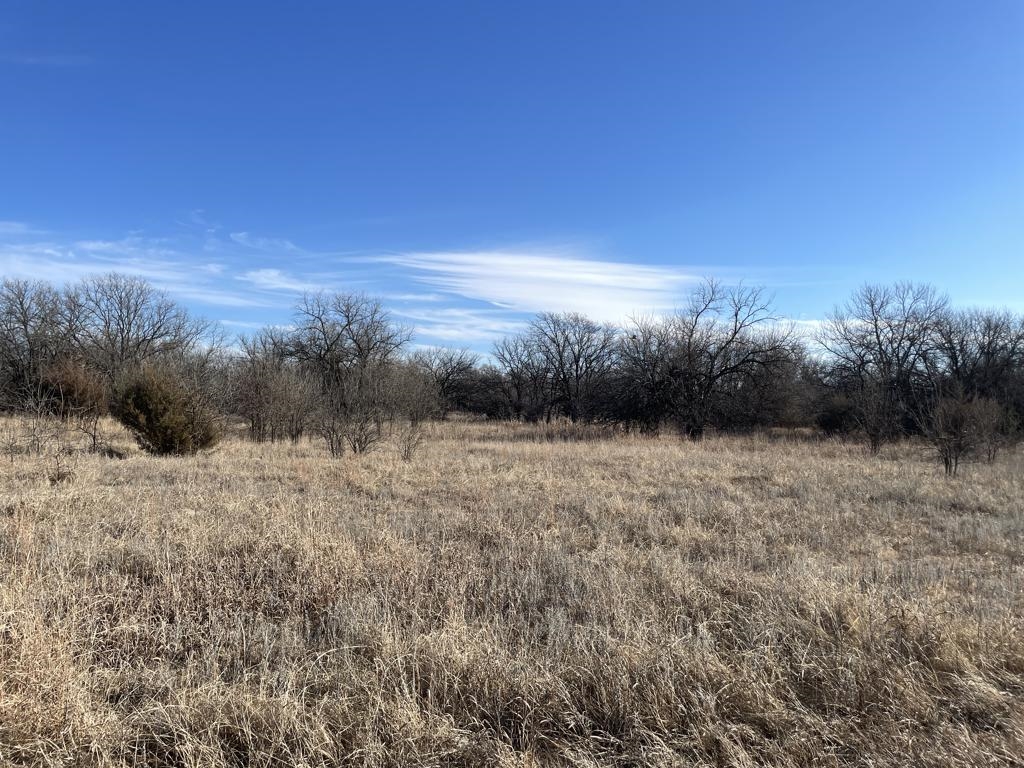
[42,358,109,451]
[46,430,76,485]
[0,419,19,462]
[922,395,1005,475]
[974,397,1016,463]
[397,421,425,462]
[233,330,314,443]
[394,362,439,461]
[313,364,396,456]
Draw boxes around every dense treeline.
[2,273,1022,470]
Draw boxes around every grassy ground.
[1,419,1022,766]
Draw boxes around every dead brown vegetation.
[0,418,1021,766]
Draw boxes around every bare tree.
[0,279,77,409]
[492,334,551,422]
[614,316,676,434]
[413,347,479,418]
[485,284,793,436]
[819,282,947,452]
[458,363,514,420]
[166,331,233,445]
[712,341,812,431]
[931,308,1024,400]
[234,328,314,442]
[288,293,412,455]
[75,274,209,384]
[527,312,617,422]
[664,280,794,439]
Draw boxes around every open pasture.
[0,421,1022,766]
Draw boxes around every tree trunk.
[684,422,705,441]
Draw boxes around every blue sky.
[1,1,1022,347]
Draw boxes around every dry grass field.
[1,418,1022,767]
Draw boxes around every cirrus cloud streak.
[378,248,702,322]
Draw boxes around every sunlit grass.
[1,417,1021,766]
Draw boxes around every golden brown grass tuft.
[0,417,1022,766]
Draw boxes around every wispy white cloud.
[391,306,528,343]
[0,237,264,309]
[172,288,271,308]
[0,220,45,236]
[0,224,354,313]
[183,209,220,233]
[237,268,323,293]
[788,318,827,335]
[379,247,701,322]
[2,241,179,283]
[383,291,448,302]
[230,232,302,252]
[219,319,270,330]
[0,222,787,348]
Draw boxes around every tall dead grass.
[0,417,1021,766]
